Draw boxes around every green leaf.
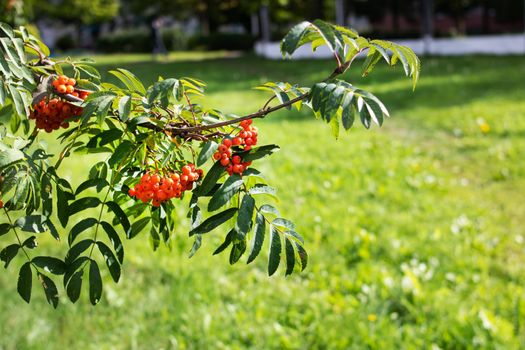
[268,226,282,276]
[235,195,255,240]
[260,204,280,217]
[213,229,235,255]
[75,178,109,196]
[96,242,121,283]
[0,223,11,236]
[106,201,132,238]
[189,235,202,258]
[68,218,97,246]
[242,145,280,162]
[281,21,312,56]
[38,273,59,308]
[208,174,243,212]
[285,237,295,276]
[196,161,224,197]
[87,129,124,148]
[0,244,20,268]
[197,140,218,167]
[273,218,295,230]
[32,256,66,275]
[248,185,277,197]
[101,221,124,264]
[295,243,308,271]
[286,230,305,245]
[66,270,83,303]
[68,197,101,216]
[190,208,238,236]
[108,140,134,169]
[56,186,70,227]
[129,217,150,239]
[17,262,32,303]
[22,236,38,249]
[89,260,102,305]
[118,96,132,121]
[247,212,266,264]
[15,215,47,233]
[66,239,94,264]
[312,20,344,57]
[0,147,24,169]
[109,68,146,94]
[229,241,246,265]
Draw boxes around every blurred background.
[1,1,525,350]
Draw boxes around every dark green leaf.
[69,218,97,246]
[101,221,124,264]
[96,242,121,283]
[38,273,59,308]
[68,197,101,216]
[66,239,94,264]
[56,186,69,227]
[197,140,218,167]
[32,256,66,275]
[89,260,102,305]
[75,178,109,195]
[235,194,255,240]
[109,69,146,94]
[66,270,83,303]
[242,144,280,162]
[22,236,38,249]
[108,140,134,169]
[196,161,224,197]
[15,215,47,233]
[190,208,238,236]
[213,229,235,255]
[268,226,282,276]
[285,237,295,276]
[0,244,20,268]
[281,21,312,56]
[229,241,246,265]
[295,242,308,271]
[106,201,131,238]
[17,262,32,303]
[247,212,266,264]
[129,217,150,239]
[208,174,243,212]
[0,223,11,236]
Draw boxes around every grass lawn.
[1,52,524,349]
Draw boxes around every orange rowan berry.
[57,85,67,94]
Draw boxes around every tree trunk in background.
[260,5,270,42]
[421,0,433,55]
[482,1,490,33]
[392,0,400,33]
[335,0,345,26]
[251,12,259,37]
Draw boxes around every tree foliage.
[0,19,419,307]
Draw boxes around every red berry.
[232,137,242,146]
[213,152,221,160]
[223,139,232,147]
[182,165,192,176]
[218,144,228,153]
[220,157,230,166]
[232,155,241,164]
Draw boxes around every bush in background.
[55,33,77,52]
[188,33,255,51]
[95,27,188,53]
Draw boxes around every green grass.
[1,53,525,349]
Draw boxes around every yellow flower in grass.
[367,314,377,322]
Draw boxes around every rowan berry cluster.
[128,164,203,207]
[29,76,89,133]
[213,119,257,175]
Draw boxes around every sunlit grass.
[1,54,524,349]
